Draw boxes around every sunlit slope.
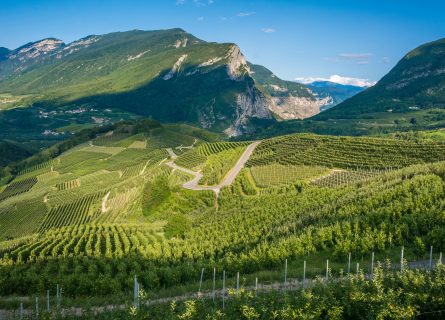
[1,128,445,298]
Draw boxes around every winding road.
[165,141,260,196]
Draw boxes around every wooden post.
[20,303,23,320]
[255,277,258,297]
[198,268,204,294]
[236,272,239,290]
[212,267,216,303]
[56,284,59,309]
[303,260,306,287]
[348,252,351,275]
[222,270,226,310]
[356,262,359,274]
[134,275,138,308]
[284,259,288,285]
[36,297,39,319]
[429,246,433,271]
[325,260,329,281]
[400,246,404,273]
[440,252,443,264]
[46,290,49,312]
[371,252,375,279]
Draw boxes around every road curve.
[166,141,260,196]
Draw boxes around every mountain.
[0,29,345,146]
[316,38,445,119]
[306,81,365,111]
[251,38,445,138]
[248,63,332,119]
[0,29,277,138]
[0,48,10,62]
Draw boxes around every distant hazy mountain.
[307,81,365,111]
[317,38,445,119]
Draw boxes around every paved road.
[165,141,260,196]
[165,148,178,159]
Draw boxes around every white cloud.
[193,0,214,6]
[237,12,256,17]
[295,75,376,87]
[176,0,185,4]
[382,56,390,64]
[197,16,205,21]
[261,28,276,33]
[325,53,373,65]
[338,53,372,60]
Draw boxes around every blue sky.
[1,0,444,85]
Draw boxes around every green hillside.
[317,38,445,119]
[249,63,313,99]
[252,38,445,138]
[0,29,276,139]
[0,125,445,313]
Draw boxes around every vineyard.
[0,128,445,308]
[250,164,330,186]
[247,134,445,169]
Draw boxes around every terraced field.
[1,129,445,304]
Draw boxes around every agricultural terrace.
[0,131,445,301]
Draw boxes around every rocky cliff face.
[226,45,250,81]
[224,85,273,136]
[269,96,331,119]
[247,63,338,120]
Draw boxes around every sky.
[1,0,445,86]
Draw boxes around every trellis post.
[198,268,204,294]
[212,267,216,303]
[429,246,433,271]
[303,260,306,287]
[133,275,139,309]
[47,290,50,311]
[222,270,226,310]
[348,252,351,275]
[284,259,288,285]
[36,297,39,319]
[371,252,375,279]
[325,259,329,281]
[400,246,404,273]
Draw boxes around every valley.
[0,6,444,317]
[0,119,445,318]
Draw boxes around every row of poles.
[19,247,443,316]
[191,246,443,310]
[18,284,62,319]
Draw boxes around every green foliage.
[1,128,445,306]
[248,133,445,170]
[164,214,192,239]
[200,146,245,185]
[142,176,172,215]
[250,164,329,186]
